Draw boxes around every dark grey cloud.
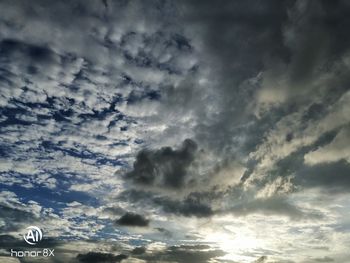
[225,196,323,220]
[125,139,198,189]
[180,0,291,76]
[296,160,350,192]
[119,184,320,219]
[246,126,350,195]
[285,1,350,83]
[313,256,335,262]
[171,0,294,154]
[154,194,213,218]
[0,204,36,232]
[174,0,350,191]
[0,38,56,67]
[131,246,146,255]
[118,189,214,218]
[136,244,226,263]
[253,256,268,263]
[115,212,149,227]
[76,252,128,263]
[251,125,350,193]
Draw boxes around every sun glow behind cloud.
[201,217,265,262]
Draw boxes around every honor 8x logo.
[23,226,43,245]
[10,226,54,258]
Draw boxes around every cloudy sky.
[0,0,350,262]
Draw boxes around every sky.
[0,0,350,262]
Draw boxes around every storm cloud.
[125,139,198,189]
[115,212,149,227]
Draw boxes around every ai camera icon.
[23,226,43,245]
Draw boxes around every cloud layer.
[0,0,350,262]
